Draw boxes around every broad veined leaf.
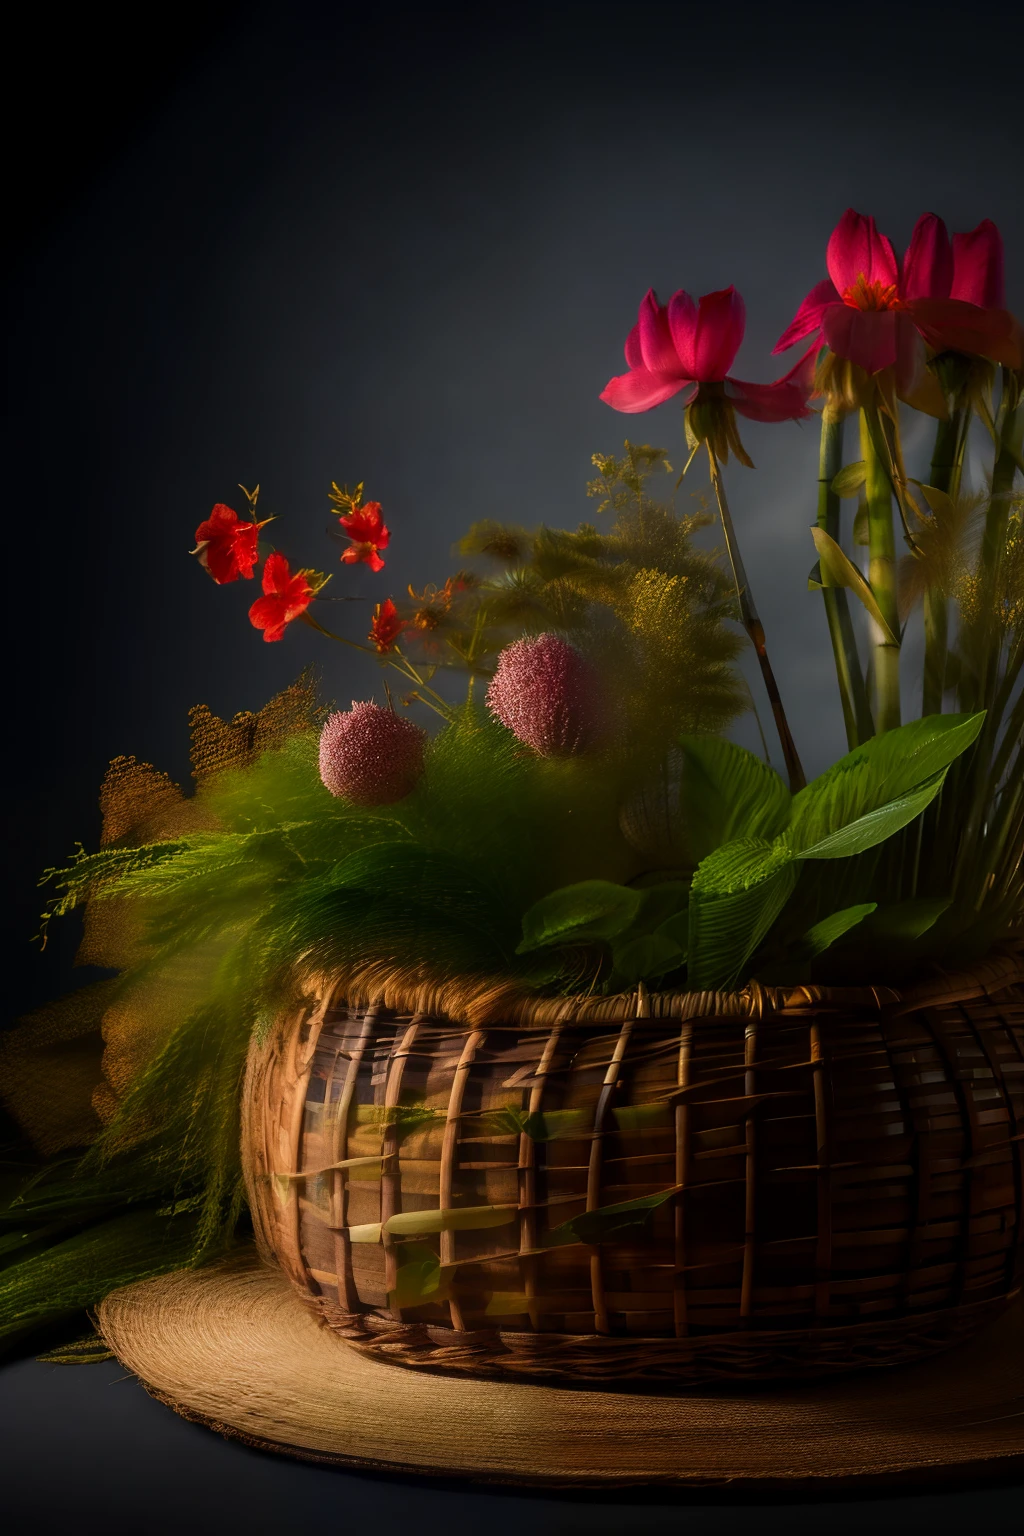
[863,897,951,941]
[389,1248,449,1309]
[355,1104,444,1136]
[912,481,955,519]
[550,1186,681,1246]
[517,880,642,953]
[609,930,686,986]
[483,1292,532,1316]
[852,501,870,545]
[384,1204,518,1237]
[830,461,867,497]
[611,1102,672,1132]
[795,769,949,859]
[347,1222,382,1244]
[687,838,800,990]
[630,881,690,934]
[476,1107,592,1141]
[796,903,877,958]
[270,1155,382,1182]
[786,713,985,854]
[809,528,900,646]
[677,735,791,860]
[654,911,689,951]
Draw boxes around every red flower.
[192,503,260,584]
[773,210,1022,393]
[600,286,814,421]
[369,598,406,653]
[339,501,390,572]
[248,552,313,642]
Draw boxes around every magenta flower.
[487,634,606,757]
[773,209,1021,388]
[600,285,814,422]
[950,220,1004,308]
[319,703,426,806]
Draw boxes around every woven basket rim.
[301,943,1024,1030]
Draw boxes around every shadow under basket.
[243,950,1024,1385]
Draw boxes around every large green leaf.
[389,1244,450,1309]
[795,769,949,859]
[677,735,791,862]
[863,898,951,941]
[809,528,900,646]
[550,1186,680,1245]
[384,1204,517,1237]
[830,460,867,497]
[609,930,686,987]
[687,839,800,990]
[786,713,985,854]
[797,903,877,959]
[517,880,642,953]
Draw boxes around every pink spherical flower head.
[319,702,427,806]
[486,634,606,756]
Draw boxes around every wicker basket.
[243,950,1024,1383]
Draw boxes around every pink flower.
[600,286,814,422]
[950,220,1004,308]
[319,703,426,805]
[486,634,606,756]
[773,210,1021,386]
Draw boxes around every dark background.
[2,1,1022,1528]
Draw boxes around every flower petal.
[637,289,679,373]
[666,289,698,374]
[772,279,839,354]
[904,297,1023,368]
[624,323,643,370]
[261,551,291,595]
[249,595,287,641]
[951,220,1005,308]
[821,304,897,373]
[691,287,745,380]
[725,373,814,423]
[900,213,952,300]
[826,209,898,294]
[599,368,687,413]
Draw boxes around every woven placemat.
[97,1251,1023,1493]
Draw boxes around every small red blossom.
[369,598,406,654]
[339,501,390,572]
[192,503,261,584]
[248,552,313,642]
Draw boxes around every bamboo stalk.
[817,414,873,747]
[921,408,967,716]
[860,409,901,732]
[706,444,806,790]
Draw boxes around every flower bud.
[486,634,605,756]
[319,703,426,805]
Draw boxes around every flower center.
[841,273,900,312]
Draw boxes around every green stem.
[981,371,1022,588]
[860,408,901,732]
[817,414,873,748]
[706,444,806,791]
[921,408,967,715]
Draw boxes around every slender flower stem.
[859,408,901,732]
[921,406,967,715]
[817,414,873,748]
[302,611,455,720]
[706,443,806,791]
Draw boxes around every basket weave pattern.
[244,952,1024,1382]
